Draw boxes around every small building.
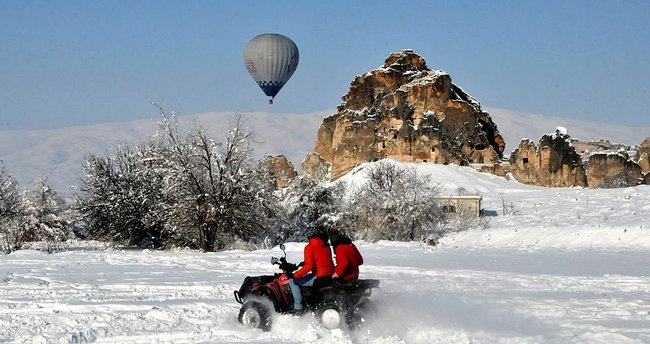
[438,195,482,218]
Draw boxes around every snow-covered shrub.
[341,160,446,242]
[593,171,639,189]
[279,176,346,240]
[0,163,27,253]
[22,175,69,253]
[73,110,282,252]
[501,197,520,216]
[439,206,490,236]
[74,142,171,248]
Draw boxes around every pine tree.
[23,175,69,253]
[0,162,26,253]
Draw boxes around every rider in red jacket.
[329,229,364,281]
[289,226,334,311]
[292,235,334,279]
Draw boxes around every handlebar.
[271,256,303,272]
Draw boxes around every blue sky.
[1,0,649,131]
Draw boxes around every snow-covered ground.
[2,165,650,343]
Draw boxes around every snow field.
[1,164,650,343]
[2,241,650,343]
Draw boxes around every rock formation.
[300,152,331,180]
[258,155,297,189]
[301,49,505,180]
[478,163,509,177]
[572,139,631,157]
[509,128,588,187]
[587,152,644,188]
[636,137,650,173]
[639,154,650,174]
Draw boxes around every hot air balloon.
[243,33,299,104]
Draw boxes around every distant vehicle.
[243,33,299,104]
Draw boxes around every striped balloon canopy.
[243,34,299,104]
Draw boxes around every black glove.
[280,261,297,272]
[286,272,294,279]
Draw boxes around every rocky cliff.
[636,137,650,173]
[301,49,505,180]
[258,155,297,189]
[587,152,644,188]
[509,128,588,187]
[509,129,649,188]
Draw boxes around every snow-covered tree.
[280,176,346,240]
[22,175,69,253]
[74,143,170,247]
[342,160,445,242]
[73,108,282,251]
[0,162,27,253]
[152,108,277,251]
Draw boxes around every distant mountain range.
[0,108,647,196]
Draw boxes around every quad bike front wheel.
[238,300,272,331]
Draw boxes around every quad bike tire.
[318,300,352,330]
[238,300,272,331]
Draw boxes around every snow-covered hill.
[1,163,649,343]
[342,162,650,249]
[0,111,327,195]
[0,108,647,196]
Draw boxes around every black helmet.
[328,231,340,246]
[305,224,327,240]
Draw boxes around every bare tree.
[73,107,279,251]
[153,107,276,251]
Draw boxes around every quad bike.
[234,244,380,331]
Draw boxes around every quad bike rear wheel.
[318,301,351,330]
[238,300,272,331]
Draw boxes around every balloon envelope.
[243,34,299,102]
